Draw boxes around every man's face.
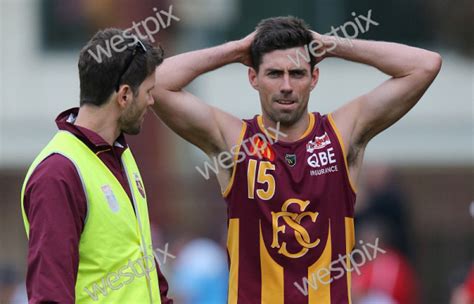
[119,73,155,135]
[249,47,319,126]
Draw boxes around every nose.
[280,74,293,95]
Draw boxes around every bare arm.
[316,34,442,181]
[152,34,254,156]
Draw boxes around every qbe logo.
[307,147,337,168]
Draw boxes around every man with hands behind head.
[152,16,441,303]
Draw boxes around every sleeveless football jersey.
[224,112,356,304]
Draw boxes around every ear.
[116,85,133,109]
[310,66,320,91]
[248,67,259,90]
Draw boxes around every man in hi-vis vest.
[21,28,172,303]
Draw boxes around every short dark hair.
[250,16,316,71]
[78,28,164,106]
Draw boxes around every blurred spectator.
[450,264,474,304]
[352,218,419,304]
[0,265,27,304]
[356,164,413,259]
[171,238,228,304]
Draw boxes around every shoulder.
[24,153,85,212]
[27,153,80,185]
[23,152,88,224]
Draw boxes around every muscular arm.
[152,37,253,156]
[317,35,442,182]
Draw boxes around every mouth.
[275,99,296,105]
[274,99,298,111]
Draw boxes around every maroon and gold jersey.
[223,112,357,304]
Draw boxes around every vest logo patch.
[134,173,146,199]
[101,185,119,212]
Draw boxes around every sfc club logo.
[306,132,331,153]
[134,173,146,199]
[271,198,320,258]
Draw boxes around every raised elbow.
[424,52,442,75]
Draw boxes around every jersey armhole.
[222,122,248,198]
[22,152,89,237]
[327,113,357,194]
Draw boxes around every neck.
[74,104,120,146]
[261,113,311,142]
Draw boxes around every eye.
[290,70,305,78]
[267,71,282,78]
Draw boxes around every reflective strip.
[122,158,154,304]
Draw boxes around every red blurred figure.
[450,265,474,304]
[352,248,418,304]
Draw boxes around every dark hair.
[78,28,164,106]
[250,16,316,71]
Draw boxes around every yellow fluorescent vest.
[21,131,161,303]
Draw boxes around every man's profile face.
[119,73,155,135]
[249,47,319,126]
